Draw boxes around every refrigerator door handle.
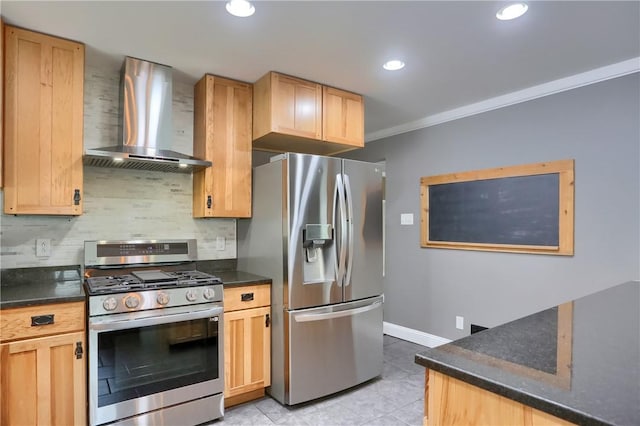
[344,174,355,287]
[293,301,382,323]
[332,174,339,283]
[335,173,347,286]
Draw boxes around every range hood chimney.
[84,57,211,173]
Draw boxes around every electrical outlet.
[456,316,464,330]
[36,239,51,257]
[216,237,225,251]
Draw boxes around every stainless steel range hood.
[84,57,211,173]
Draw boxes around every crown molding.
[365,57,640,143]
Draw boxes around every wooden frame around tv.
[420,159,574,255]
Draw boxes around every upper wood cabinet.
[323,86,364,147]
[254,72,322,141]
[193,74,252,218]
[252,71,364,156]
[3,25,84,215]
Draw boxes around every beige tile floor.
[212,335,428,426]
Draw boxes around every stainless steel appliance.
[83,56,211,172]
[84,239,224,426]
[238,153,384,405]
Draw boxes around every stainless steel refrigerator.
[238,152,384,405]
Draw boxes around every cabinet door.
[1,18,4,189]
[271,73,322,140]
[224,306,271,399]
[3,26,84,215]
[0,331,86,426]
[193,75,252,218]
[426,370,574,426]
[323,86,364,147]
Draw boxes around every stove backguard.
[84,239,198,268]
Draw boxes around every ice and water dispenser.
[302,224,335,284]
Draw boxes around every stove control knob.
[185,289,198,302]
[203,288,216,301]
[156,292,170,306]
[103,297,117,311]
[125,295,140,309]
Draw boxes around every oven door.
[88,304,224,426]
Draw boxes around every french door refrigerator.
[238,152,384,405]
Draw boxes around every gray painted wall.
[342,73,640,340]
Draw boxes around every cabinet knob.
[207,195,212,209]
[75,342,83,359]
[74,189,81,205]
[265,313,270,328]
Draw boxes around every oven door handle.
[89,305,223,332]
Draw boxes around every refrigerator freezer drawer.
[287,296,383,405]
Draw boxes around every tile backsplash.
[0,62,236,269]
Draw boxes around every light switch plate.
[456,316,464,330]
[400,213,414,225]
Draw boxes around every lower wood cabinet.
[425,369,574,426]
[0,302,86,426]
[223,284,271,407]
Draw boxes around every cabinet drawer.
[224,285,270,312]
[0,301,85,343]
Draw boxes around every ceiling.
[2,1,639,141]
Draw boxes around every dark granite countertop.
[0,260,271,309]
[215,270,272,287]
[195,260,272,287]
[0,265,85,309]
[415,281,640,426]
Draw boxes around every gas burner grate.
[85,270,222,295]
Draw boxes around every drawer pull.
[241,292,254,302]
[265,313,270,328]
[31,314,55,326]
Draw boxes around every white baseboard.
[383,321,452,348]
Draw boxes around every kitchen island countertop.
[415,280,640,426]
[0,265,85,309]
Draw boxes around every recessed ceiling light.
[226,0,255,18]
[496,3,528,20]
[383,60,405,71]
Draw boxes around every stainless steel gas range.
[84,239,224,426]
